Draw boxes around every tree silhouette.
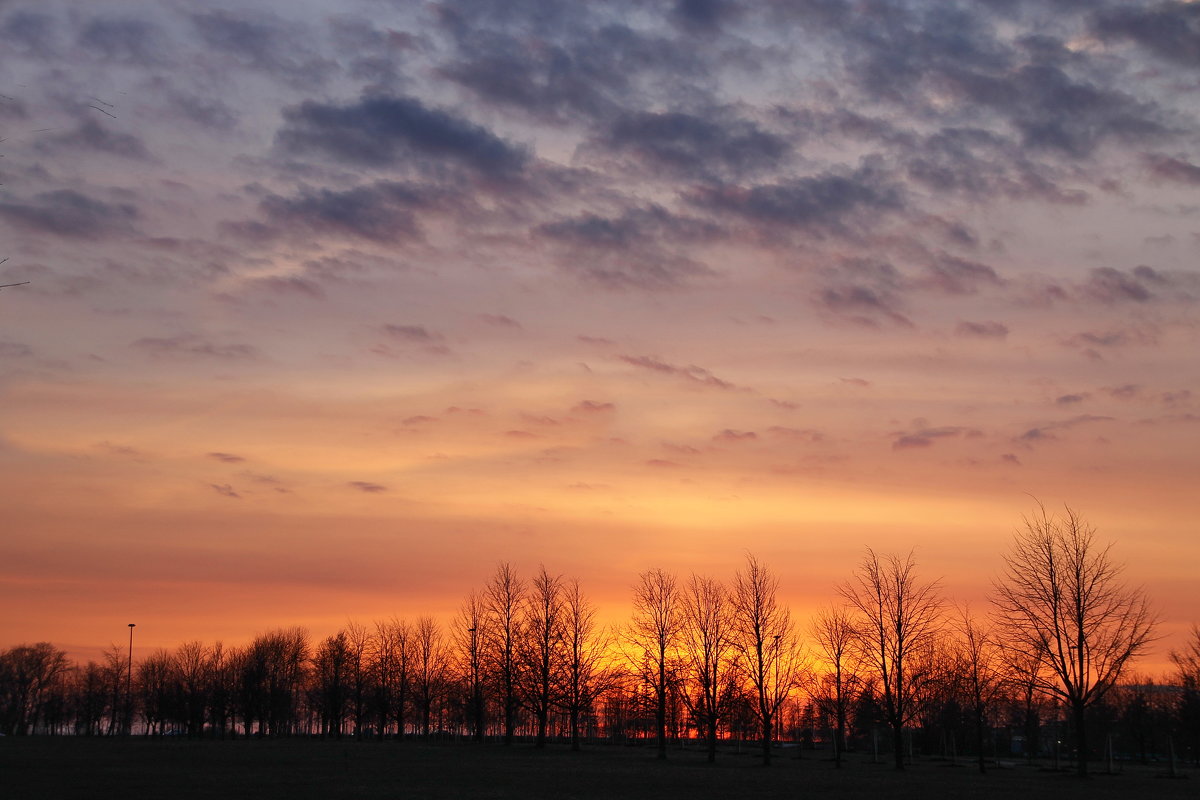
[680,574,738,763]
[369,617,412,739]
[840,548,944,770]
[0,643,70,735]
[1171,624,1200,690]
[560,578,616,751]
[172,641,213,737]
[136,648,174,735]
[100,644,129,735]
[2,534,1186,758]
[626,568,682,759]
[953,608,1008,773]
[1169,625,1200,767]
[455,592,488,742]
[235,628,309,737]
[312,630,352,737]
[412,616,449,739]
[992,505,1159,776]
[68,660,108,736]
[483,563,524,745]
[810,604,859,768]
[345,622,372,738]
[730,554,803,766]
[517,565,566,747]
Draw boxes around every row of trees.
[2,507,1193,777]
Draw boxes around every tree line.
[3,506,1196,776]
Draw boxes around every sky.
[0,0,1197,671]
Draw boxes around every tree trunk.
[893,722,905,770]
[762,715,772,766]
[656,686,668,759]
[1023,705,1038,762]
[835,715,845,768]
[1074,701,1088,777]
[503,695,516,746]
[976,707,987,774]
[396,686,407,742]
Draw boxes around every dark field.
[1,739,1193,800]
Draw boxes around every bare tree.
[411,616,449,739]
[345,621,373,738]
[810,604,859,768]
[0,643,71,735]
[100,643,129,735]
[953,608,1008,773]
[236,627,309,737]
[136,649,175,735]
[992,505,1159,776]
[454,591,488,742]
[312,630,352,737]
[517,565,566,747]
[482,563,524,745]
[1169,624,1200,766]
[69,661,108,736]
[680,574,738,762]
[205,642,233,738]
[730,554,804,766]
[559,578,616,751]
[172,641,211,737]
[626,568,683,759]
[1170,623,1200,690]
[840,548,943,770]
[369,617,412,739]
[1008,647,1046,763]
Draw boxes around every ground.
[0,738,1193,800]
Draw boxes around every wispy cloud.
[619,355,737,390]
[571,400,615,414]
[131,334,259,361]
[892,426,972,451]
[382,324,442,343]
[955,320,1009,340]
[1016,415,1114,446]
[348,481,387,493]
[95,441,146,459]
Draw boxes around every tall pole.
[773,634,781,756]
[126,623,136,735]
[468,626,481,741]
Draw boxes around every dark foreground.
[1,738,1192,800]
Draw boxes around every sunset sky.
[1,1,1197,670]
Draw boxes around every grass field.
[1,738,1193,800]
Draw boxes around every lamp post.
[126,623,136,735]
[468,627,482,741]
[773,634,781,757]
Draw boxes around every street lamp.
[126,623,135,735]
[773,634,781,755]
[467,627,481,741]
